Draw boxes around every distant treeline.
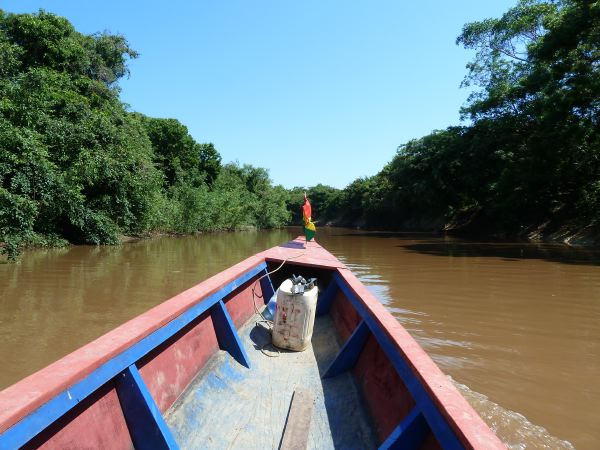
[0,10,290,259]
[290,0,599,239]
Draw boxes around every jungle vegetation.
[2,1,598,259]
[294,0,600,238]
[0,10,290,259]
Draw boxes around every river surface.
[1,227,599,449]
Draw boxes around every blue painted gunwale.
[379,406,428,450]
[322,319,371,379]
[330,270,465,450]
[0,262,268,449]
[116,365,179,450]
[262,254,469,449]
[1,238,502,450]
[211,300,252,368]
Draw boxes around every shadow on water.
[333,231,443,239]
[330,230,600,266]
[399,240,600,266]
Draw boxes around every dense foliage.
[0,10,289,260]
[2,1,597,258]
[295,0,600,237]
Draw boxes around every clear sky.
[2,1,515,188]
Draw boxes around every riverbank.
[318,217,600,248]
[0,226,272,263]
[443,209,600,247]
[3,217,597,265]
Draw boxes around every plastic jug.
[272,276,318,351]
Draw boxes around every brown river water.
[1,227,599,449]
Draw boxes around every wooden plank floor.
[165,314,377,450]
[279,388,315,450]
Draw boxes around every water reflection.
[0,229,295,388]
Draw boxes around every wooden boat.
[0,237,505,449]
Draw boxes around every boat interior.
[165,312,378,449]
[0,240,500,450]
[161,259,446,450]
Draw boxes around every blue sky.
[2,1,515,188]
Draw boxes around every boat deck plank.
[279,388,315,450]
[165,315,377,450]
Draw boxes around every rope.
[251,252,307,325]
[260,342,281,358]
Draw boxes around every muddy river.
[1,227,598,448]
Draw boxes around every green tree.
[291,1,599,235]
[0,10,159,258]
[306,184,342,223]
[457,0,600,228]
[141,116,221,187]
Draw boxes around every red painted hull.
[0,238,505,449]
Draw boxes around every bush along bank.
[0,10,290,260]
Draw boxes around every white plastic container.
[272,279,318,351]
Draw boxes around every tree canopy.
[0,9,289,260]
[2,3,598,258]
[295,0,600,238]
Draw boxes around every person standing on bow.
[302,192,316,242]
